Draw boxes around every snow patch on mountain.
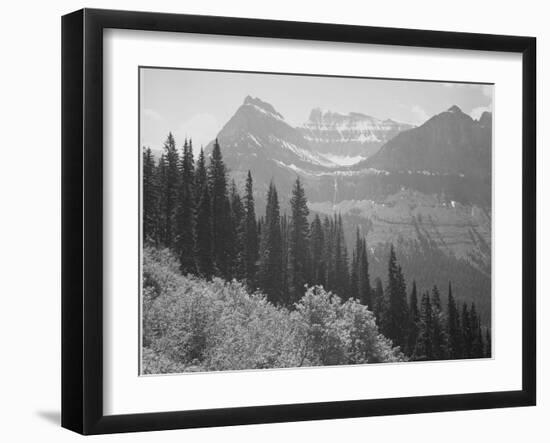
[268,135,336,168]
[320,153,366,166]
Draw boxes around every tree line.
[143,133,491,361]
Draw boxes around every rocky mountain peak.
[447,104,463,114]
[478,111,492,127]
[242,95,284,120]
[361,105,492,178]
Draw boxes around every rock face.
[299,108,413,165]
[213,96,334,170]
[205,96,336,206]
[204,97,492,322]
[362,105,492,180]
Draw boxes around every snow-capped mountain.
[299,108,413,165]
[208,95,335,169]
[205,96,340,204]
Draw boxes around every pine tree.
[258,181,283,305]
[334,214,349,299]
[287,178,310,304]
[280,213,290,302]
[243,171,259,290]
[350,228,361,301]
[461,303,472,358]
[156,153,167,243]
[174,139,196,274]
[309,214,325,287]
[358,238,372,307]
[142,147,159,244]
[322,216,334,290]
[446,282,462,358]
[470,303,483,358]
[350,252,358,300]
[385,245,409,349]
[407,280,420,357]
[194,148,213,278]
[208,139,231,279]
[373,277,385,322]
[229,181,245,280]
[194,147,208,205]
[159,133,180,247]
[415,292,434,360]
[431,285,447,360]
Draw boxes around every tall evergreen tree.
[373,277,385,321]
[350,259,358,300]
[280,213,290,302]
[333,214,349,299]
[208,139,231,279]
[350,231,371,307]
[156,153,167,243]
[407,280,420,357]
[287,178,310,304]
[142,147,159,244]
[431,285,447,360]
[159,133,179,247]
[309,214,325,287]
[358,237,372,307]
[446,282,462,358]
[194,148,213,278]
[461,303,472,358]
[322,216,334,290]
[229,181,246,280]
[194,147,208,205]
[415,292,434,360]
[174,139,196,274]
[258,181,283,305]
[350,228,361,301]
[385,244,409,349]
[243,171,259,290]
[470,302,483,358]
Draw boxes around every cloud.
[470,105,492,120]
[142,108,162,122]
[411,105,430,125]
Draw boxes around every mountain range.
[206,96,492,205]
[203,95,492,322]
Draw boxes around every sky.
[140,67,493,155]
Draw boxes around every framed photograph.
[62,8,536,435]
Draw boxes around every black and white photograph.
[140,68,493,374]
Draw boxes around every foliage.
[142,247,404,374]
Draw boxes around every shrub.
[142,246,405,374]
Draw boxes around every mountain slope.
[361,105,492,179]
[210,96,334,168]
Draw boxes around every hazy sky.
[140,67,493,154]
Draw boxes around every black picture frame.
[61,8,536,435]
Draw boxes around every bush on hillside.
[142,246,404,374]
